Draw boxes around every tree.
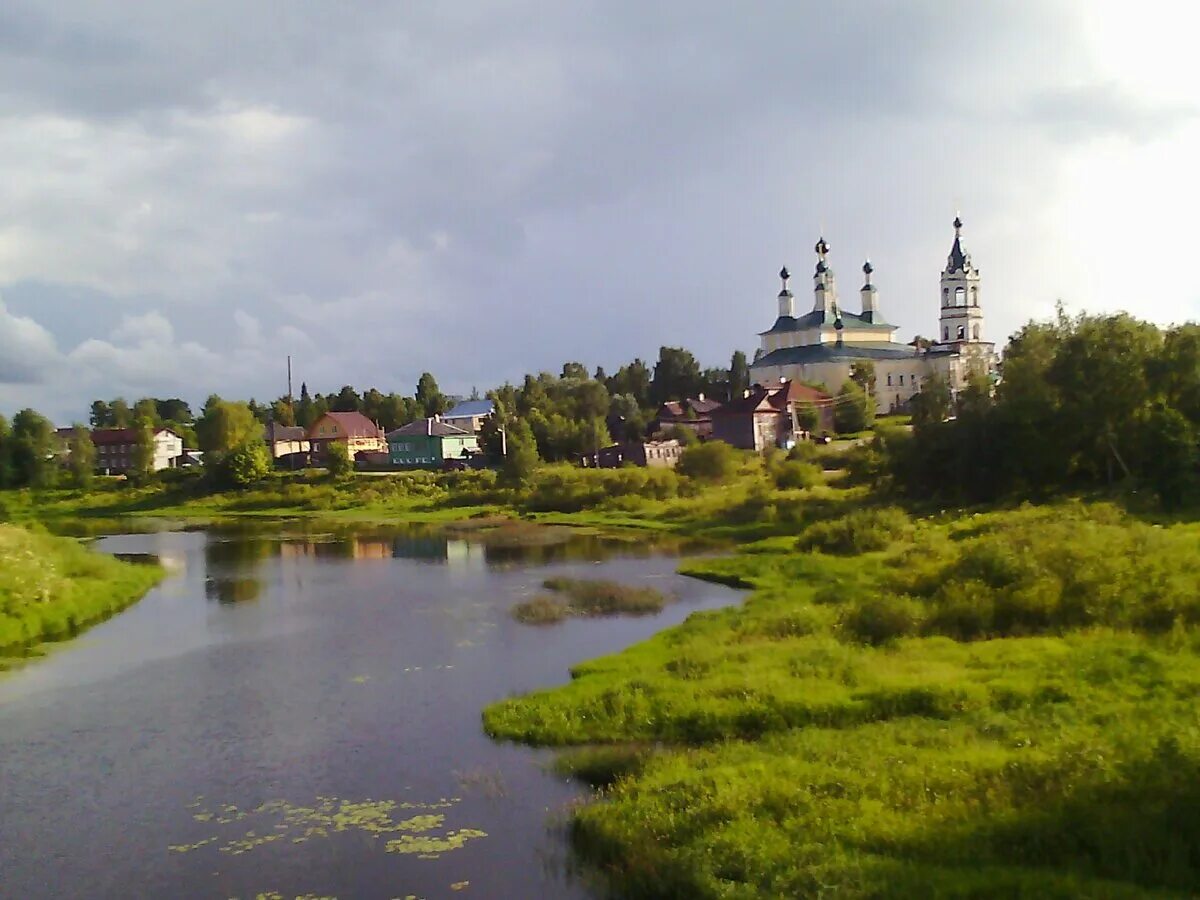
[326,441,353,479]
[223,440,273,487]
[10,408,56,487]
[110,398,132,428]
[0,414,13,488]
[502,419,539,485]
[129,417,157,484]
[270,398,296,427]
[651,347,702,404]
[833,380,872,434]
[416,372,446,418]
[794,402,819,433]
[133,398,159,427]
[594,366,607,383]
[849,361,877,398]
[89,400,113,428]
[910,374,952,430]
[730,350,750,400]
[156,398,192,424]
[560,361,588,381]
[609,359,652,407]
[297,382,316,429]
[68,425,95,488]
[196,400,260,460]
[361,388,386,424]
[331,385,362,413]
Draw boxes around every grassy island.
[0,524,164,662]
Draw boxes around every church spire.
[812,236,837,316]
[777,265,795,318]
[947,215,969,273]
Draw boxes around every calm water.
[0,523,741,900]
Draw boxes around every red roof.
[308,411,383,439]
[713,381,831,416]
[90,427,179,445]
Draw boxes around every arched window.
[886,374,893,386]
[957,325,966,340]
[971,287,979,307]
[942,326,949,341]
[955,287,965,307]
[942,288,949,307]
[972,324,980,340]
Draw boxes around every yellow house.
[307,411,387,460]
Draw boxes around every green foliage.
[772,459,822,490]
[9,408,56,488]
[64,425,94,488]
[663,423,699,446]
[797,506,912,554]
[513,578,669,624]
[833,379,873,434]
[416,372,446,418]
[197,398,260,456]
[651,346,703,404]
[129,416,157,485]
[484,502,1200,898]
[502,420,540,485]
[729,350,750,400]
[0,524,163,653]
[677,441,740,482]
[325,442,353,479]
[221,440,273,487]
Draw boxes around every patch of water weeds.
[172,795,487,860]
[512,577,672,625]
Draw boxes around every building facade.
[441,399,495,434]
[387,418,479,468]
[307,412,387,460]
[750,218,997,413]
[91,427,184,474]
[594,439,684,469]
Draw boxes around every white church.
[750,217,997,413]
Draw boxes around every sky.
[0,0,1197,423]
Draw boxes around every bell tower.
[777,266,795,318]
[938,216,984,344]
[812,236,837,318]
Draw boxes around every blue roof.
[752,341,920,367]
[443,399,495,419]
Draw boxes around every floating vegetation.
[450,882,470,891]
[512,578,671,625]
[350,675,371,684]
[172,795,487,861]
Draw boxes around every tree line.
[875,309,1200,509]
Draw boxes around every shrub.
[512,595,569,625]
[841,594,922,645]
[773,460,822,490]
[677,441,740,482]
[326,443,353,479]
[221,440,273,487]
[542,577,668,616]
[797,507,913,555]
[786,441,819,463]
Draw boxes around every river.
[0,522,742,900]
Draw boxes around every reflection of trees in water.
[204,577,262,604]
[204,535,274,570]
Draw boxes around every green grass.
[512,578,671,624]
[484,502,1200,898]
[0,523,164,660]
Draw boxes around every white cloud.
[0,297,61,384]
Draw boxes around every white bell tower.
[777,266,795,318]
[938,216,984,344]
[812,236,837,318]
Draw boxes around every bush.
[677,441,740,482]
[512,595,569,625]
[797,507,913,555]
[221,440,273,487]
[786,441,819,463]
[326,443,353,479]
[773,460,822,490]
[841,594,923,645]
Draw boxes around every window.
[971,286,979,307]
[957,325,966,340]
[943,326,949,341]
[898,374,904,385]
[942,288,948,307]
[955,286,965,307]
[886,374,893,386]
[973,324,980,340]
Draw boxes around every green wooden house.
[387,418,479,468]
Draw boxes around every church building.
[750,217,997,414]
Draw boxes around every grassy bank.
[484,502,1200,898]
[0,524,164,662]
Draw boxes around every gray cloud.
[0,0,1195,422]
[1025,82,1198,142]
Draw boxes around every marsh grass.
[485,502,1200,897]
[512,578,671,625]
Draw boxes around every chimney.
[698,392,705,402]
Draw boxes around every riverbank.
[484,501,1200,898]
[0,524,164,665]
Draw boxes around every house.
[307,412,386,460]
[595,440,684,469]
[263,422,310,459]
[387,418,479,468]
[711,381,832,451]
[441,399,495,434]
[91,427,184,474]
[750,219,998,413]
[652,395,721,440]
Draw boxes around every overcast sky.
[0,1,1197,422]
